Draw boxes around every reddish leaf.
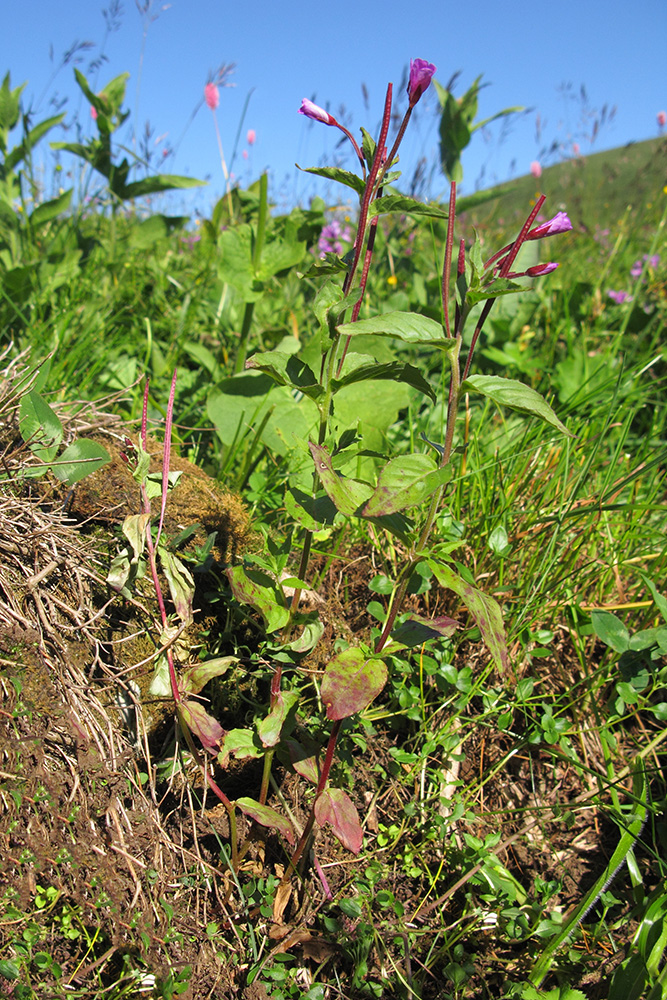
[391,613,459,647]
[286,738,320,785]
[236,797,295,844]
[315,788,363,854]
[178,700,224,752]
[321,647,387,720]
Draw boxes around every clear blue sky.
[2,0,665,215]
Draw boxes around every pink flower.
[90,105,98,121]
[407,59,436,106]
[608,289,632,304]
[528,212,573,240]
[242,150,248,160]
[246,129,256,145]
[204,83,219,110]
[658,111,666,128]
[572,142,580,156]
[298,98,335,125]
[526,262,559,276]
[530,161,542,179]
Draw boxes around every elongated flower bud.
[528,212,572,239]
[407,59,436,106]
[298,98,336,125]
[526,262,559,276]
[204,83,219,110]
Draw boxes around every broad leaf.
[286,738,320,785]
[180,657,237,697]
[392,614,459,647]
[236,797,295,844]
[315,787,363,854]
[51,438,110,486]
[591,611,630,653]
[159,549,195,625]
[18,389,63,460]
[309,443,373,516]
[461,375,571,436]
[337,310,456,352]
[246,351,324,401]
[296,164,365,195]
[284,486,337,531]
[321,647,387,720]
[227,564,289,633]
[121,513,151,563]
[121,174,205,200]
[30,189,72,227]
[178,700,224,752]
[218,728,263,766]
[367,194,448,220]
[332,359,436,403]
[257,690,299,747]
[429,561,509,674]
[362,454,451,517]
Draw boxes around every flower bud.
[528,212,572,240]
[298,98,335,125]
[407,59,436,106]
[204,83,219,110]
[526,262,559,276]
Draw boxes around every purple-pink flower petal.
[204,83,219,110]
[407,59,436,105]
[526,262,559,276]
[528,212,573,240]
[298,98,334,125]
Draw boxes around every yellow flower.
[387,274,398,286]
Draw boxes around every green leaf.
[367,194,448,220]
[309,443,373,516]
[18,389,63,460]
[257,690,299,747]
[236,797,295,843]
[314,787,363,854]
[159,549,195,625]
[218,728,263,766]
[120,174,205,200]
[284,486,337,531]
[429,560,509,674]
[321,647,387,720]
[362,454,451,517]
[591,611,630,653]
[180,657,237,697]
[461,375,571,436]
[286,738,320,784]
[30,189,72,226]
[296,164,366,195]
[337,310,456,351]
[246,351,324,400]
[332,358,436,403]
[0,959,20,980]
[51,439,111,486]
[206,372,274,447]
[227,564,289,633]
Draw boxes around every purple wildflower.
[608,290,632,304]
[526,263,559,277]
[528,212,573,240]
[298,98,335,125]
[407,59,436,106]
[318,220,352,257]
[630,260,644,278]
